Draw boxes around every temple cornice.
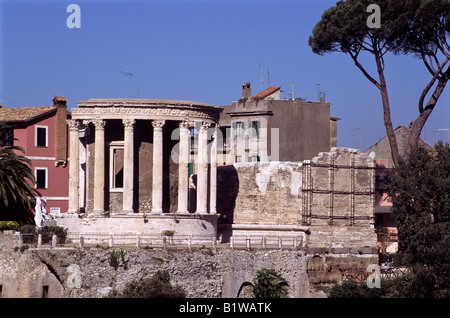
[73,98,222,122]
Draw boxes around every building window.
[250,155,260,162]
[35,126,48,147]
[249,120,260,138]
[35,167,48,189]
[236,156,242,163]
[4,127,14,146]
[109,142,124,190]
[232,121,244,138]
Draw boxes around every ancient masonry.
[217,147,377,248]
[0,148,378,298]
[0,233,377,298]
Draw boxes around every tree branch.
[422,53,436,77]
[428,55,438,73]
[419,56,450,113]
[348,50,381,89]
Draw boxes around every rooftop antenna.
[0,95,17,107]
[258,64,264,91]
[317,83,326,102]
[289,82,315,100]
[291,82,295,100]
[120,71,133,98]
[257,64,272,91]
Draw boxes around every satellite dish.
[369,152,376,159]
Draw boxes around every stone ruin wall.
[0,233,377,298]
[217,147,377,249]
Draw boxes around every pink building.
[365,125,432,254]
[0,96,70,215]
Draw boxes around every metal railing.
[19,233,67,247]
[67,232,218,250]
[23,232,306,251]
[229,235,304,250]
[340,266,409,283]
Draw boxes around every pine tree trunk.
[375,54,400,168]
[407,79,447,152]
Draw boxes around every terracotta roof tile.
[0,106,56,123]
[252,86,281,100]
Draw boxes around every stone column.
[93,119,106,215]
[67,120,80,213]
[123,119,135,213]
[151,120,165,214]
[78,122,87,211]
[177,121,190,214]
[196,122,210,214]
[209,125,218,214]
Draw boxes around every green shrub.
[106,270,186,298]
[0,221,20,231]
[18,224,36,233]
[17,224,68,236]
[252,268,289,298]
[108,248,126,270]
[40,225,68,236]
[327,278,411,298]
[328,279,379,298]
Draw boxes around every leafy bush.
[106,270,186,298]
[0,221,20,231]
[17,224,68,236]
[388,143,450,297]
[328,276,426,298]
[108,248,126,270]
[19,245,30,253]
[252,268,289,298]
[17,224,36,233]
[40,225,68,236]
[328,279,383,298]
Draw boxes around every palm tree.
[0,121,38,221]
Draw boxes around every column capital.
[93,119,106,130]
[179,121,191,131]
[67,119,81,130]
[200,122,212,131]
[152,120,165,130]
[123,118,136,129]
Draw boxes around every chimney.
[53,96,68,166]
[242,82,251,99]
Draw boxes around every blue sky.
[1,0,449,151]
